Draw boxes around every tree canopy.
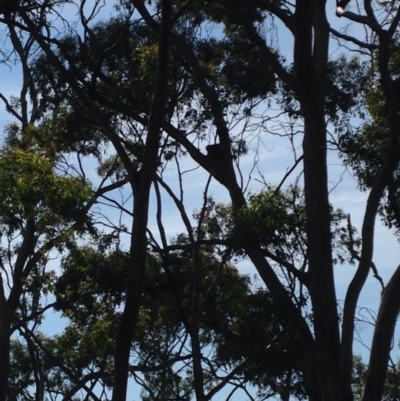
[0,1,400,401]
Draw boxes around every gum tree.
[1,1,400,401]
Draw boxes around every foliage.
[338,46,400,236]
[0,130,93,235]
[2,1,400,401]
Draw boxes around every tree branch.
[330,27,377,50]
[336,8,371,26]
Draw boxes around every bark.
[293,1,342,400]
[112,2,172,400]
[0,304,10,401]
[0,330,10,401]
[361,266,400,401]
[302,107,341,401]
[190,328,206,401]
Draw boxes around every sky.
[1,0,400,399]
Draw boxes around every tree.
[0,128,95,399]
[0,11,127,398]
[1,1,400,401]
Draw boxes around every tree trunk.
[302,109,341,401]
[0,315,11,401]
[293,1,342,400]
[111,2,172,400]
[361,266,400,401]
